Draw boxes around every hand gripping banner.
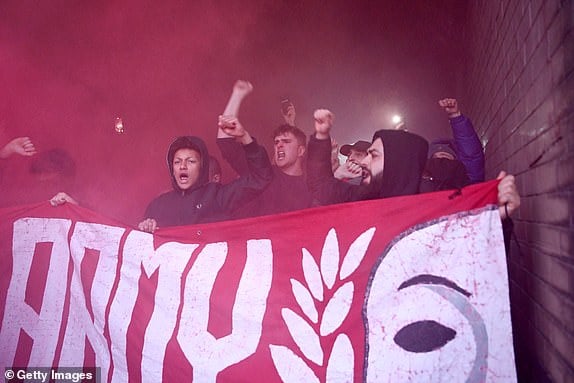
[0,180,517,382]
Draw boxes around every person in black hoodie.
[419,139,470,193]
[306,108,520,221]
[138,116,273,233]
[307,109,428,204]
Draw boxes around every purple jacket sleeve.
[450,114,485,183]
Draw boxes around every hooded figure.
[142,135,272,228]
[370,129,428,198]
[167,136,210,192]
[419,139,470,193]
[419,158,470,192]
[306,129,428,205]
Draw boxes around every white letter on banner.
[58,222,125,380]
[0,218,71,367]
[108,230,197,383]
[177,239,273,383]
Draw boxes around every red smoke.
[0,0,466,226]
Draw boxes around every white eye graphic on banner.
[364,210,516,383]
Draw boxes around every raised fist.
[233,80,253,98]
[313,109,334,138]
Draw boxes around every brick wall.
[463,1,573,382]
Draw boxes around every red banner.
[0,181,516,382]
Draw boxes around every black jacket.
[217,137,314,218]
[144,136,273,227]
[419,157,471,193]
[306,129,428,205]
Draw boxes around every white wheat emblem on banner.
[270,227,376,383]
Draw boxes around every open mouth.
[178,174,189,182]
[277,151,285,160]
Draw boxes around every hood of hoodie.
[166,136,210,193]
[371,129,428,198]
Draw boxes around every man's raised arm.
[439,98,485,183]
[218,80,253,138]
[216,81,255,176]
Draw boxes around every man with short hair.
[218,123,314,218]
[216,81,314,218]
[272,124,307,176]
